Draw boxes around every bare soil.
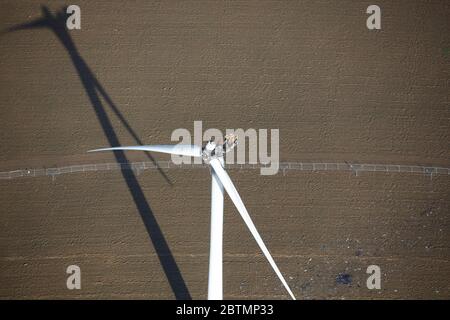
[0,0,449,299]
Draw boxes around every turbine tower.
[89,135,296,300]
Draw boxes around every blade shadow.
[4,6,172,185]
[5,5,190,299]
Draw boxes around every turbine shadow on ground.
[5,6,190,299]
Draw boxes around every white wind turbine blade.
[208,158,224,300]
[88,144,202,157]
[209,158,296,300]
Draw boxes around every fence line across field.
[0,161,449,180]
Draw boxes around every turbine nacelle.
[202,133,238,164]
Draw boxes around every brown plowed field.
[0,1,449,299]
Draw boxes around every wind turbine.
[88,134,296,300]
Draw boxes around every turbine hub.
[202,134,238,164]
